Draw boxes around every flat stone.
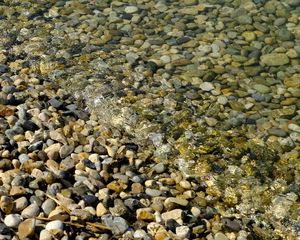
[161,209,183,225]
[164,197,189,210]
[101,215,128,235]
[253,84,270,94]
[124,6,138,14]
[18,218,35,239]
[214,232,229,240]
[260,53,289,66]
[200,82,214,91]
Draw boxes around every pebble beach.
[0,0,300,239]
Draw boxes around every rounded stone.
[214,232,229,240]
[124,6,138,14]
[45,220,64,232]
[200,82,214,91]
[4,214,22,228]
[21,203,40,218]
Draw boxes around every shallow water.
[1,0,300,238]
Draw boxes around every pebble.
[145,188,162,197]
[18,218,35,239]
[176,226,191,239]
[0,1,298,239]
[101,215,128,235]
[14,197,28,212]
[21,203,40,218]
[161,209,183,225]
[45,220,64,232]
[260,53,289,66]
[4,214,21,228]
[214,232,229,240]
[39,229,52,240]
[42,199,56,215]
[200,82,214,91]
[124,6,138,14]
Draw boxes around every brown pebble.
[18,218,36,239]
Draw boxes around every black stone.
[83,194,98,207]
[82,159,96,169]
[0,223,10,234]
[146,61,159,73]
[166,219,180,232]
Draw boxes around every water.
[1,0,299,237]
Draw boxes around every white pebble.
[46,220,64,231]
[4,214,22,228]
[200,82,214,91]
[217,96,228,105]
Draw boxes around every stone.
[253,84,270,94]
[45,220,64,233]
[50,130,67,144]
[152,163,165,174]
[179,180,191,189]
[237,15,252,24]
[124,6,138,14]
[260,53,289,66]
[48,98,63,108]
[107,181,127,193]
[10,186,27,196]
[39,229,52,240]
[18,153,29,164]
[136,208,155,221]
[96,203,108,217]
[161,209,183,224]
[134,229,150,240]
[0,196,14,214]
[242,31,256,41]
[164,197,189,210]
[101,215,128,235]
[176,226,191,239]
[42,199,56,215]
[145,188,162,197]
[4,214,21,228]
[200,82,214,91]
[21,203,40,218]
[59,145,74,158]
[18,218,35,239]
[14,197,28,212]
[214,232,229,240]
[217,96,228,105]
